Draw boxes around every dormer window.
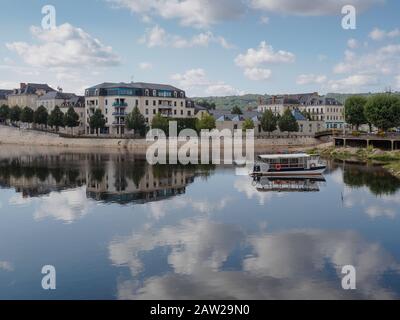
[180,92,184,98]
[153,90,157,96]
[145,89,149,96]
[174,91,177,98]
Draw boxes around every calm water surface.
[0,147,400,300]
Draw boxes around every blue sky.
[0,0,399,96]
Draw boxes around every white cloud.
[369,27,400,41]
[297,74,327,85]
[139,25,232,49]
[171,68,242,96]
[139,62,153,70]
[244,68,272,81]
[250,0,383,16]
[260,16,270,24]
[6,23,120,69]
[34,187,92,224]
[347,38,359,49]
[235,41,295,68]
[328,74,378,92]
[0,261,13,272]
[108,0,245,28]
[110,219,400,300]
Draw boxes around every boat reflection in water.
[252,175,326,193]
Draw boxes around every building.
[0,89,12,106]
[258,93,344,130]
[84,82,198,136]
[7,83,55,110]
[37,91,86,132]
[211,109,323,137]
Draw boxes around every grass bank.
[307,145,400,178]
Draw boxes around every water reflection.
[1,150,400,299]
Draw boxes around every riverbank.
[0,125,322,152]
[308,144,400,178]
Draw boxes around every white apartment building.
[84,82,198,136]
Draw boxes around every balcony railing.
[112,112,127,116]
[112,102,128,107]
[112,122,126,126]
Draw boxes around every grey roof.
[0,89,12,100]
[87,82,184,92]
[292,109,307,121]
[11,83,55,95]
[210,110,261,122]
[38,91,76,101]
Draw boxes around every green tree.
[260,109,277,136]
[231,106,243,115]
[345,96,368,130]
[9,106,21,124]
[48,106,65,132]
[278,109,299,134]
[196,113,216,131]
[20,106,34,124]
[89,109,107,136]
[151,113,169,133]
[33,106,49,128]
[126,106,147,137]
[63,106,80,135]
[364,94,400,132]
[0,105,10,122]
[242,118,255,131]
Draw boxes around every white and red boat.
[251,153,327,176]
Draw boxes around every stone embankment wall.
[0,126,321,153]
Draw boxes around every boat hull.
[251,166,327,176]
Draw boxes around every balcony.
[112,112,127,116]
[112,102,128,107]
[112,122,126,126]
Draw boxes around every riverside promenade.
[334,134,400,151]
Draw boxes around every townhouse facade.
[37,91,86,133]
[0,89,12,106]
[211,109,323,137]
[84,82,199,136]
[258,92,345,130]
[7,83,55,110]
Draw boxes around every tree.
[9,106,21,124]
[278,109,299,134]
[260,109,277,136]
[63,106,80,135]
[20,107,34,124]
[231,106,243,115]
[34,106,49,128]
[151,113,169,134]
[89,109,107,136]
[345,96,368,130]
[0,105,10,122]
[242,118,255,131]
[48,106,65,132]
[364,94,400,132]
[126,106,147,137]
[196,113,216,131]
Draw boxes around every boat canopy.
[258,154,311,160]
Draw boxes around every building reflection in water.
[0,153,214,205]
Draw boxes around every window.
[180,110,183,115]
[145,109,149,115]
[153,90,157,96]
[174,91,177,98]
[174,102,177,107]
[153,101,156,106]
[105,99,108,106]
[146,100,149,106]
[174,110,177,115]
[181,102,183,107]
[153,109,156,115]
[145,89,149,96]
[188,111,191,116]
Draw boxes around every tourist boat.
[251,153,327,176]
[253,175,326,192]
